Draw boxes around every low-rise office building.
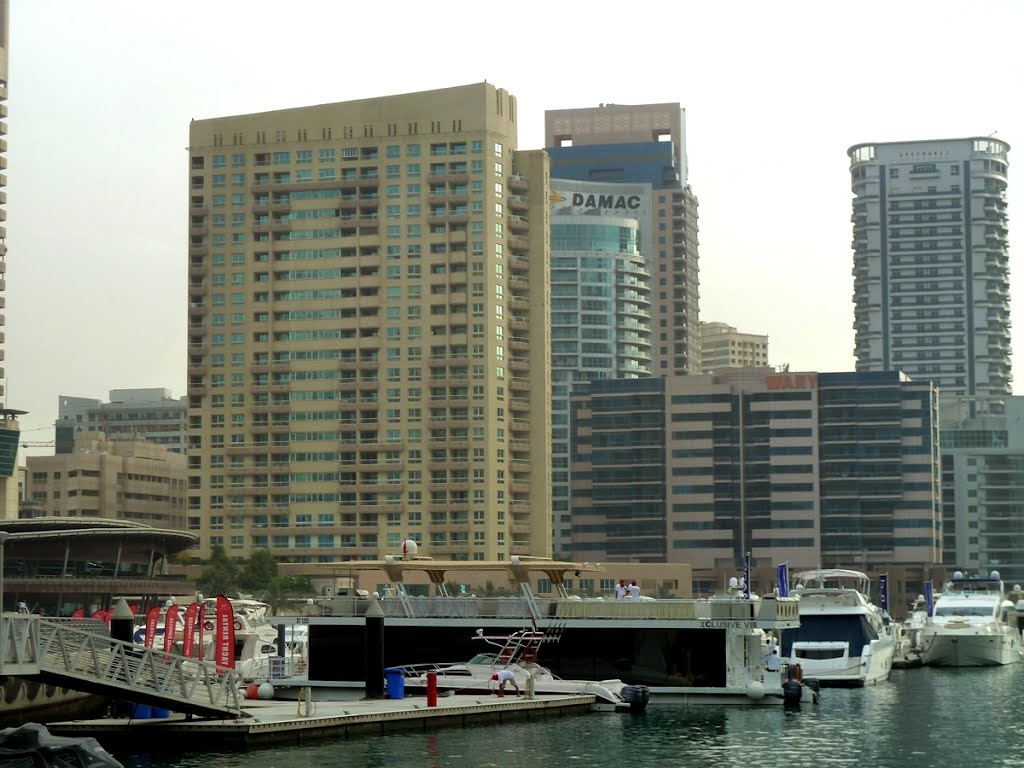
[26,432,187,529]
[570,368,941,608]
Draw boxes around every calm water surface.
[118,666,1024,768]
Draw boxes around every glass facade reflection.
[550,215,652,555]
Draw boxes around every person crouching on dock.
[491,669,520,697]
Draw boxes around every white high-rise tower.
[848,138,1010,407]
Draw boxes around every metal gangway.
[2,614,246,719]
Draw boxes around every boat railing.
[246,654,308,680]
[307,594,800,626]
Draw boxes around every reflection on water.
[119,665,1024,768]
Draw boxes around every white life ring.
[203,620,214,631]
[234,620,243,631]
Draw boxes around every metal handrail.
[30,617,245,717]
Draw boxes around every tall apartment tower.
[548,181,653,555]
[0,0,7,406]
[187,84,552,562]
[699,321,769,373]
[545,103,700,375]
[848,138,1011,406]
[0,1,20,521]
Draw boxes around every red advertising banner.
[71,608,85,619]
[214,595,236,668]
[181,603,198,659]
[163,604,180,653]
[144,606,160,648]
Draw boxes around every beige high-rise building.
[187,83,552,563]
[0,0,8,404]
[0,1,18,522]
[25,432,187,529]
[699,321,769,373]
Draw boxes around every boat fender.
[746,680,765,701]
[794,663,802,682]
[203,620,214,631]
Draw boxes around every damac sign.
[570,192,642,210]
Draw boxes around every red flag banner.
[71,608,85,619]
[102,609,112,628]
[163,605,180,653]
[90,609,105,621]
[182,603,198,659]
[144,606,160,648]
[214,595,236,669]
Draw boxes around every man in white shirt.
[614,580,627,600]
[628,581,641,599]
[491,669,520,697]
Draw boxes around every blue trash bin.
[384,667,405,699]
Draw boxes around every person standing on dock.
[615,580,627,600]
[492,669,520,697]
[628,581,640,599]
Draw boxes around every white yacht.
[399,629,651,713]
[781,569,896,686]
[920,571,1024,667]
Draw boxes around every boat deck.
[47,692,596,749]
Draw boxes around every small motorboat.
[399,627,649,713]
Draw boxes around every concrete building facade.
[939,396,1024,586]
[848,138,1011,405]
[187,83,552,562]
[545,103,699,376]
[56,389,187,455]
[25,432,187,530]
[699,321,769,373]
[0,0,8,407]
[570,369,941,590]
[548,185,653,554]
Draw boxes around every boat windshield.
[467,653,498,665]
[934,606,994,617]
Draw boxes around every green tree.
[256,575,316,613]
[197,544,240,597]
[240,549,278,591]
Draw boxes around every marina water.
[117,666,1023,768]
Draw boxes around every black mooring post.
[364,597,385,699]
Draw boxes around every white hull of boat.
[789,638,894,685]
[921,628,1024,667]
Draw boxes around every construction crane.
[21,440,56,448]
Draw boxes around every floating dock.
[47,693,596,749]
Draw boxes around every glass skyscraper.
[549,203,652,554]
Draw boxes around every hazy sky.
[7,1,1023,446]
